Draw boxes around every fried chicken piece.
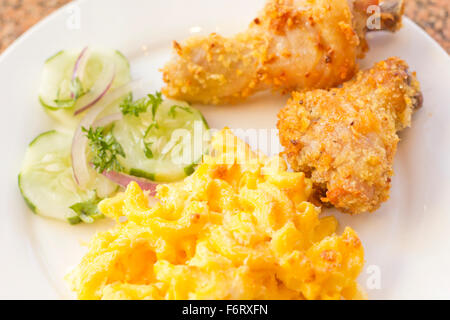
[277,57,422,214]
[162,0,405,104]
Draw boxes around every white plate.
[0,0,449,300]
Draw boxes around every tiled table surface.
[0,0,449,54]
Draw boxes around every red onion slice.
[72,47,88,81]
[93,112,123,128]
[72,81,141,188]
[71,47,90,99]
[100,170,159,196]
[74,60,115,116]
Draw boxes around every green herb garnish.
[119,91,163,118]
[168,105,193,118]
[143,122,160,159]
[143,142,154,159]
[149,92,163,120]
[53,77,86,108]
[82,126,125,173]
[68,196,103,225]
[119,93,148,117]
[144,122,159,138]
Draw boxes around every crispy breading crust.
[162,0,405,105]
[277,57,422,214]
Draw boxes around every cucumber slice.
[18,130,117,223]
[113,99,210,182]
[39,48,131,127]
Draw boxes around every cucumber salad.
[19,47,210,224]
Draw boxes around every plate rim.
[1,0,449,300]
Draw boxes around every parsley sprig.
[82,126,125,173]
[119,91,163,118]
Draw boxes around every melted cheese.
[68,129,364,300]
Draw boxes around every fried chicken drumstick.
[277,57,422,214]
[162,0,404,104]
